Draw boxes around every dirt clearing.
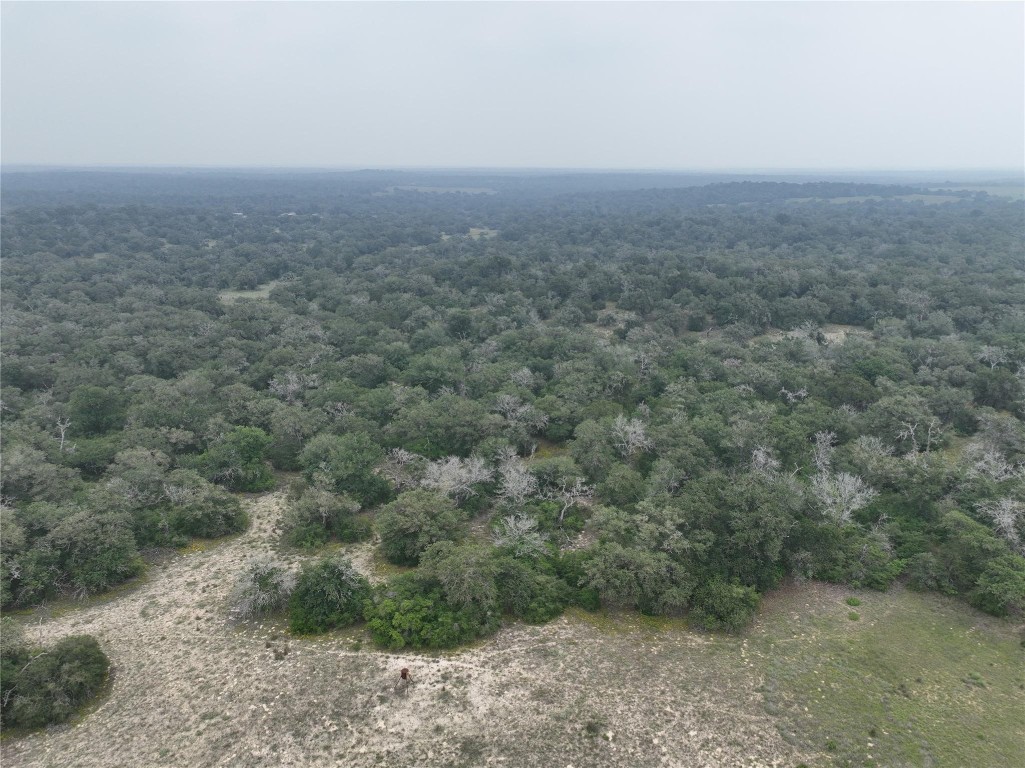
[1,493,802,767]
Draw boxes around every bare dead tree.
[162,482,198,506]
[978,345,1008,370]
[268,371,321,403]
[976,498,1025,555]
[897,287,932,321]
[492,513,548,558]
[812,431,836,474]
[377,448,425,491]
[751,445,781,475]
[610,415,652,458]
[897,418,943,460]
[779,387,808,404]
[497,458,540,507]
[543,477,593,524]
[54,417,74,454]
[493,394,549,433]
[962,441,1023,482]
[509,366,536,389]
[812,472,878,526]
[324,401,354,420]
[421,456,493,501]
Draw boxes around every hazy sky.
[2,1,1023,170]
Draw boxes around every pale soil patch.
[757,324,868,346]
[439,227,499,242]
[218,280,284,304]
[2,492,810,768]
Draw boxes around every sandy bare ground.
[2,492,811,768]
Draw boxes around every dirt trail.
[2,492,808,768]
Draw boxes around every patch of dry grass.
[218,280,283,304]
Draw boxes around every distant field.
[929,185,1025,200]
[786,194,965,205]
[440,227,499,242]
[388,185,498,195]
[4,493,1021,768]
[218,279,283,304]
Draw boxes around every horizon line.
[2,163,1023,177]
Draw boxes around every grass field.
[752,584,1025,767]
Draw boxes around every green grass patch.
[753,586,1025,767]
[527,439,570,460]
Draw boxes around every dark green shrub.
[419,542,500,611]
[41,511,143,598]
[280,488,368,549]
[299,432,391,506]
[364,574,499,650]
[2,547,55,608]
[68,385,126,436]
[534,499,587,534]
[59,434,122,479]
[289,555,371,634]
[906,552,954,593]
[376,490,464,565]
[583,542,694,615]
[164,470,249,538]
[493,556,571,623]
[597,464,646,507]
[193,426,275,492]
[521,572,573,623]
[969,554,1025,617]
[690,578,761,633]
[553,550,601,611]
[1,623,110,730]
[794,522,904,591]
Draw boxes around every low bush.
[376,490,464,566]
[288,555,371,634]
[494,556,574,623]
[690,578,761,633]
[364,573,499,649]
[40,510,144,599]
[228,556,296,620]
[280,488,369,549]
[0,620,110,730]
[163,470,249,539]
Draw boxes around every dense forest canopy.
[1,170,1023,646]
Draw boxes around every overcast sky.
[2,1,1022,170]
